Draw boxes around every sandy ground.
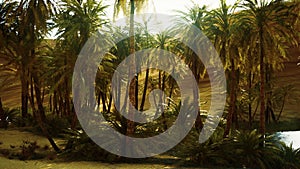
[0,129,209,169]
[0,158,176,169]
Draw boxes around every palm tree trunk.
[53,91,58,116]
[29,76,37,119]
[224,58,236,137]
[124,0,136,156]
[167,78,175,107]
[265,64,276,123]
[276,92,286,121]
[20,66,29,121]
[161,73,167,130]
[192,59,203,132]
[101,91,107,112]
[32,72,61,153]
[49,94,52,112]
[64,80,71,116]
[107,92,113,113]
[248,71,252,128]
[97,92,101,108]
[0,97,5,128]
[139,68,149,111]
[234,69,240,129]
[259,28,266,135]
[135,63,139,110]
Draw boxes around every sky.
[48,0,239,38]
[103,0,239,19]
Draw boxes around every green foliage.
[45,115,71,137]
[184,129,300,169]
[61,129,118,162]
[189,128,230,167]
[0,107,20,128]
[277,143,300,169]
[226,130,281,169]
[170,127,228,167]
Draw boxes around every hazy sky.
[103,0,239,18]
[48,0,240,38]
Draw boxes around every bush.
[0,107,20,128]
[277,143,300,169]
[185,129,294,169]
[226,130,281,169]
[175,127,231,167]
[60,129,119,162]
[45,115,71,137]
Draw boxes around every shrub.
[226,130,281,169]
[7,140,47,160]
[176,127,231,167]
[186,129,288,169]
[0,107,20,128]
[45,114,71,137]
[277,143,300,169]
[60,129,119,162]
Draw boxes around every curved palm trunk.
[32,72,61,153]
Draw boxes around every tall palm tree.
[206,0,240,137]
[20,0,55,119]
[113,0,148,156]
[175,4,208,82]
[0,0,60,151]
[53,0,108,128]
[21,0,60,152]
[175,4,209,132]
[240,0,299,135]
[0,0,28,120]
[113,0,148,137]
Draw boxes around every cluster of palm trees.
[0,0,299,153]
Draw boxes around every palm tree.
[19,0,55,120]
[175,4,208,82]
[21,0,61,152]
[199,0,242,137]
[113,0,149,156]
[0,0,28,120]
[53,0,108,129]
[0,0,60,151]
[240,0,299,135]
[114,0,148,138]
[0,1,21,104]
[175,4,209,132]
[152,30,179,131]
